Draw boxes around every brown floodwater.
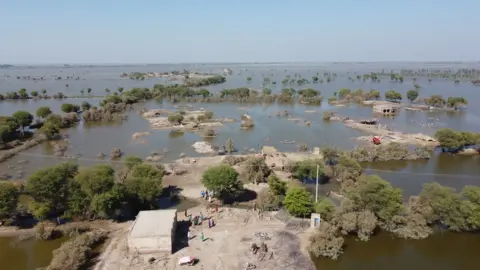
[0,236,68,270]
[1,63,480,269]
[313,231,480,270]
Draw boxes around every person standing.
[200,232,205,242]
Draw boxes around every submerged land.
[0,62,479,270]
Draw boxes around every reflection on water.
[313,231,480,270]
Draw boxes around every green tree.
[26,163,78,216]
[201,165,242,200]
[39,121,60,139]
[75,165,115,197]
[336,156,363,183]
[87,88,92,95]
[117,87,124,93]
[284,186,313,217]
[31,91,39,97]
[434,128,465,150]
[385,90,402,102]
[446,97,468,108]
[124,155,143,170]
[61,103,80,113]
[126,164,163,208]
[36,106,52,118]
[292,159,324,180]
[167,114,184,125]
[346,175,404,223]
[338,88,351,100]
[130,164,163,182]
[313,198,336,222]
[81,101,91,111]
[12,111,33,131]
[0,182,18,218]
[367,90,380,100]
[89,184,126,218]
[197,88,210,98]
[424,95,446,107]
[420,183,468,231]
[406,90,419,102]
[41,89,47,95]
[268,175,287,196]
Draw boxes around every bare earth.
[94,206,315,270]
[95,151,321,270]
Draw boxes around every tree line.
[197,149,480,260]
[0,155,164,222]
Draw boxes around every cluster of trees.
[184,75,226,87]
[0,111,35,145]
[197,147,479,260]
[0,88,68,101]
[0,156,164,221]
[424,95,468,108]
[434,128,480,151]
[331,88,380,103]
[309,169,480,260]
[347,142,431,162]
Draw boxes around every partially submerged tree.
[36,106,52,118]
[406,90,419,102]
[12,110,33,132]
[308,222,344,260]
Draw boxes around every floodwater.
[1,63,480,269]
[313,230,480,270]
[0,236,67,270]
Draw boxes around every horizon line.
[2,60,480,66]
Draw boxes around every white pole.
[315,165,319,203]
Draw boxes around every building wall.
[128,235,172,253]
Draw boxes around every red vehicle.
[372,136,381,145]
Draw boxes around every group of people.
[200,190,215,202]
[186,211,216,229]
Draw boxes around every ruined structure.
[373,104,399,115]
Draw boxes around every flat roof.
[128,209,177,238]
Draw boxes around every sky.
[0,0,479,64]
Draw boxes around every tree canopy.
[12,110,33,129]
[434,128,480,150]
[385,90,402,102]
[283,186,313,217]
[0,182,18,219]
[201,164,242,200]
[36,106,52,118]
[406,90,419,102]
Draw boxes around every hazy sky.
[1,0,479,64]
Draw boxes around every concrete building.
[373,104,399,115]
[127,209,177,254]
